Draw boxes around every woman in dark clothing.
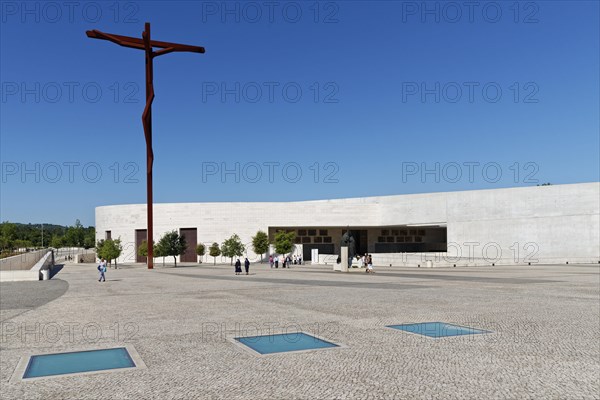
[244,258,250,275]
[235,259,242,275]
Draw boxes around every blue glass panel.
[24,347,136,379]
[235,333,338,354]
[387,322,490,338]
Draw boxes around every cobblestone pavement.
[1,263,598,399]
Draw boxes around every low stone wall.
[0,250,54,282]
[74,251,96,264]
[0,249,48,271]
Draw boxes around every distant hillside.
[0,220,95,251]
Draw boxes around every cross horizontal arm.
[86,30,145,50]
[86,30,205,54]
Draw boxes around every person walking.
[298,254,302,265]
[244,257,250,275]
[97,260,107,282]
[235,259,242,275]
[274,255,279,268]
[366,254,374,273]
[269,255,274,268]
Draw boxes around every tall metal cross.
[87,22,205,269]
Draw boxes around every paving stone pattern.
[0,263,598,399]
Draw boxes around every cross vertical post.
[142,22,154,268]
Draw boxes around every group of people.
[268,254,302,268]
[235,258,251,275]
[359,253,375,273]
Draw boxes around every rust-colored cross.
[87,23,205,269]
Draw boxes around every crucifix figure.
[87,23,205,269]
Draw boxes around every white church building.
[95,182,600,267]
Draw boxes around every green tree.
[0,221,96,253]
[96,238,122,268]
[14,239,33,249]
[196,243,206,263]
[274,230,296,255]
[252,230,269,263]
[83,229,96,249]
[0,236,10,252]
[221,234,245,265]
[137,239,155,257]
[50,235,64,249]
[157,230,187,267]
[209,242,221,265]
[106,238,123,268]
[0,222,17,251]
[95,239,105,257]
[154,240,167,266]
[64,219,85,247]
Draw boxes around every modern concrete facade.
[95,182,600,266]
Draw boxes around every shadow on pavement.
[50,264,64,279]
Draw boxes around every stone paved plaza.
[1,262,599,399]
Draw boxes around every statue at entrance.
[340,231,356,257]
[340,231,356,268]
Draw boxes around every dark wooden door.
[135,229,147,263]
[180,228,197,263]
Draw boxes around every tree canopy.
[0,220,95,255]
[137,240,155,257]
[209,242,221,265]
[274,230,296,255]
[96,238,123,267]
[221,234,245,265]
[252,230,270,263]
[157,230,187,267]
[196,243,206,263]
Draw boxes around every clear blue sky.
[1,1,598,226]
